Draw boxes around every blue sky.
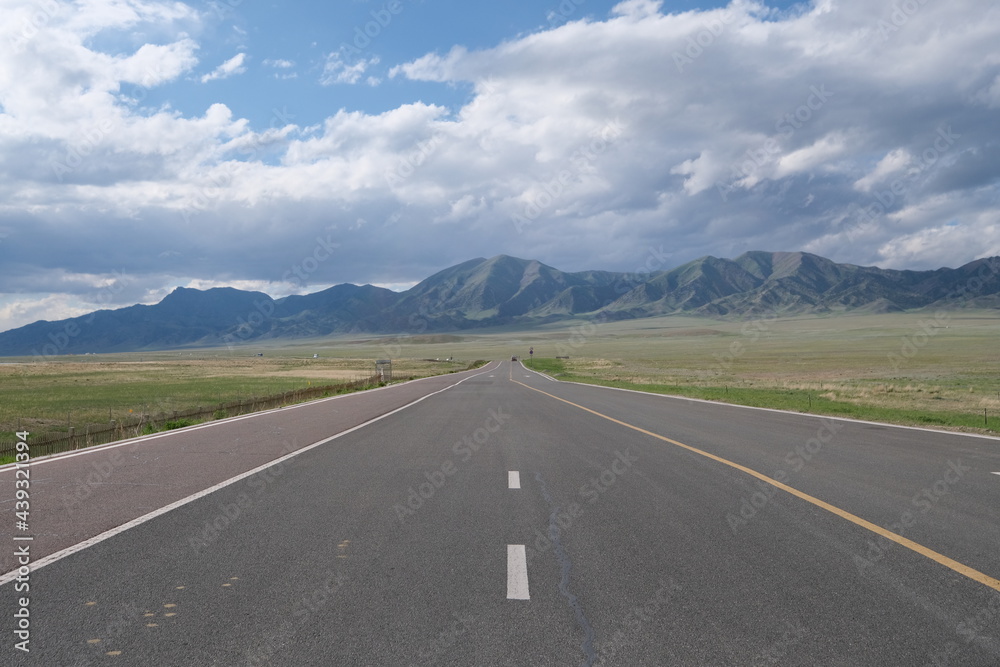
[161,1,752,129]
[1,0,998,332]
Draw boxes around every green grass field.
[3,310,998,445]
[518,311,1000,435]
[0,355,473,442]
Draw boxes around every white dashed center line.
[509,471,520,489]
[507,545,530,600]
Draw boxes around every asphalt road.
[2,360,999,665]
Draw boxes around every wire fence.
[0,375,382,461]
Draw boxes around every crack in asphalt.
[535,471,596,667]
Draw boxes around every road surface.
[2,360,999,665]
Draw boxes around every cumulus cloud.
[1,0,999,332]
[321,51,380,85]
[201,53,247,83]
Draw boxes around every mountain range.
[3,251,999,356]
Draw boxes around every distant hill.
[1,251,998,355]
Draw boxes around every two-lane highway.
[3,360,999,664]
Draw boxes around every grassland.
[3,310,999,444]
[521,311,1000,435]
[0,354,473,442]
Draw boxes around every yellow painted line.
[511,379,1000,593]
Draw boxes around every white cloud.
[117,40,200,85]
[2,0,1000,333]
[201,53,247,83]
[321,52,380,85]
[854,148,913,192]
[878,220,1000,270]
[0,294,96,331]
[611,0,664,20]
[774,132,850,178]
[264,59,297,79]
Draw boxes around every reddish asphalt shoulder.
[0,363,499,574]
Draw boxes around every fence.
[0,375,382,461]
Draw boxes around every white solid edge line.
[515,361,557,382]
[992,472,1000,476]
[508,471,520,489]
[0,362,499,587]
[507,544,530,600]
[554,378,1000,443]
[518,358,999,442]
[0,361,501,472]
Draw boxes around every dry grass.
[0,355,469,438]
[4,309,998,437]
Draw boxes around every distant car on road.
[511,356,518,361]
